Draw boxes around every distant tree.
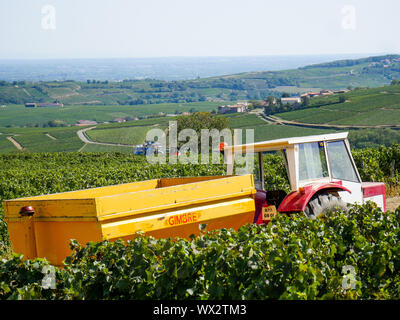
[281,92,290,98]
[301,96,310,107]
[391,79,400,85]
[174,112,231,152]
[87,80,91,84]
[176,112,230,143]
[339,94,346,103]
[267,95,276,105]
[47,120,67,127]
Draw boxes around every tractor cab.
[223,132,386,222]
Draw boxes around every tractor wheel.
[304,192,348,219]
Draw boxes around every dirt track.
[6,136,23,151]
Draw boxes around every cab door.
[326,140,363,205]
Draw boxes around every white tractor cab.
[223,132,386,223]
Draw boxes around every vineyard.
[1,145,400,299]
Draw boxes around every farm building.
[218,103,248,114]
[320,90,334,96]
[281,97,302,105]
[333,89,350,94]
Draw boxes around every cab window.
[327,140,359,183]
[298,142,329,182]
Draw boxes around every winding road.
[76,126,136,147]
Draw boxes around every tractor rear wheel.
[304,192,348,219]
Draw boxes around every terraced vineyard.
[0,136,17,154]
[0,102,221,127]
[0,127,84,153]
[277,84,400,126]
[86,125,165,146]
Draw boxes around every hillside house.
[218,103,248,114]
[320,90,333,96]
[333,89,350,94]
[281,97,302,105]
[260,98,277,107]
[300,92,319,99]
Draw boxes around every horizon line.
[0,52,395,62]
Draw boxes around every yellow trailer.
[3,175,256,266]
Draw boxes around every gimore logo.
[167,212,199,226]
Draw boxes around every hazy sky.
[0,0,399,59]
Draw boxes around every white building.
[218,103,249,114]
[281,97,302,105]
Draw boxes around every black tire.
[304,192,348,219]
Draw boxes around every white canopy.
[223,132,348,153]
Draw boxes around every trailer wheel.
[304,192,347,219]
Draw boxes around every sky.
[0,0,399,59]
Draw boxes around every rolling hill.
[1,55,400,153]
[1,54,399,106]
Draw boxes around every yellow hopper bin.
[4,175,256,266]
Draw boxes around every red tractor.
[222,132,386,223]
